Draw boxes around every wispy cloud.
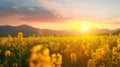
[0,0,67,23]
[38,0,78,17]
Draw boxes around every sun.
[81,25,89,32]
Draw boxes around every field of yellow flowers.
[0,32,120,67]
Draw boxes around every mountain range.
[0,25,120,36]
[0,25,68,36]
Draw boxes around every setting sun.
[81,25,89,32]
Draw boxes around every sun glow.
[81,25,89,32]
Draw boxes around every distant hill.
[0,25,68,36]
[0,25,120,36]
[89,28,120,34]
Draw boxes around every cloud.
[38,0,77,18]
[110,22,120,25]
[0,0,66,23]
[20,6,64,22]
[106,18,120,25]
[0,0,90,24]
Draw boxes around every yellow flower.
[51,53,62,67]
[70,52,77,62]
[5,50,11,57]
[17,32,23,41]
[87,59,96,67]
[56,53,62,65]
[51,54,57,63]
[91,53,97,59]
[29,45,51,67]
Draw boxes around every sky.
[0,0,120,31]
